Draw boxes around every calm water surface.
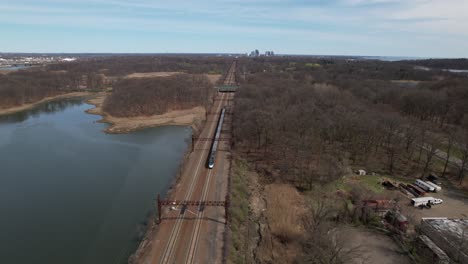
[0,98,191,263]
[0,65,35,71]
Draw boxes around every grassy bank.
[227,158,251,264]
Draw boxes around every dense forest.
[404,58,468,70]
[103,74,214,117]
[46,55,231,76]
[231,57,468,263]
[234,57,468,188]
[0,70,81,108]
[0,56,229,110]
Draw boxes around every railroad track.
[185,167,215,263]
[181,63,236,263]
[223,61,237,86]
[157,93,226,264]
[185,94,232,264]
[142,61,236,264]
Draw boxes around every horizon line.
[1,52,466,60]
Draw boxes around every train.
[207,107,226,169]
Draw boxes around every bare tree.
[299,227,367,264]
[457,132,468,185]
[402,120,419,162]
[103,74,213,117]
[417,123,429,164]
[421,134,442,178]
[382,115,403,174]
[299,196,368,264]
[442,130,456,177]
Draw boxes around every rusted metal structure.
[157,194,230,224]
[217,85,239,92]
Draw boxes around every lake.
[0,98,191,263]
[0,65,36,71]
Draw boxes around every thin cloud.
[0,0,467,56]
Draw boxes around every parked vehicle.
[424,181,442,192]
[407,184,426,196]
[411,197,443,207]
[427,173,442,185]
[399,184,418,197]
[415,179,436,192]
[383,210,408,232]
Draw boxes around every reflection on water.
[0,99,191,264]
[0,98,85,123]
[0,65,35,71]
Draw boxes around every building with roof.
[420,218,468,263]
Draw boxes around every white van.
[415,179,435,192]
[411,197,443,207]
[424,181,442,192]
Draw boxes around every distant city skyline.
[1,0,467,58]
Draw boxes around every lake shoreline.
[0,91,207,133]
[0,100,192,263]
[0,79,212,263]
[0,92,93,116]
[85,92,207,134]
[128,143,194,263]
[84,93,214,262]
[0,90,208,262]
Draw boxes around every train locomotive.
[207,107,226,169]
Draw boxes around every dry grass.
[125,72,221,85]
[228,158,252,264]
[124,72,181,78]
[205,74,222,85]
[265,184,305,243]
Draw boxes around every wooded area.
[46,55,231,76]
[103,74,214,117]
[0,56,229,109]
[233,57,468,188]
[231,56,468,264]
[405,58,468,70]
[0,70,81,108]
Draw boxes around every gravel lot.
[341,227,411,264]
[398,187,468,222]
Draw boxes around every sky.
[0,0,467,57]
